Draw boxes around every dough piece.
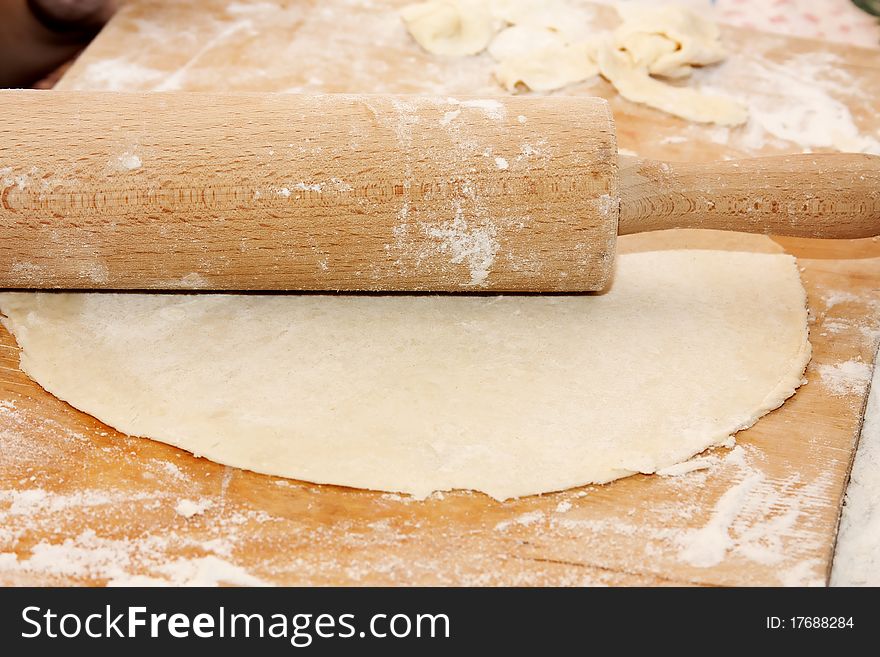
[493,0,594,41]
[495,41,598,92]
[400,0,497,56]
[613,4,726,79]
[0,251,810,501]
[488,23,600,92]
[487,24,568,61]
[598,44,748,126]
[596,5,747,125]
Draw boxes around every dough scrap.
[401,1,747,123]
[400,0,496,56]
[489,0,594,42]
[612,4,726,79]
[597,44,748,126]
[487,19,600,92]
[495,40,598,92]
[487,24,568,61]
[0,250,810,501]
[598,5,747,125]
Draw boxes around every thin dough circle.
[0,250,810,500]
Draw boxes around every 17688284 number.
[766,617,854,630]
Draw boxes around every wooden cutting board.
[1,0,878,586]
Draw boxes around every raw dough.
[612,4,727,79]
[400,0,496,56]
[401,1,747,123]
[597,5,747,125]
[487,21,599,92]
[0,250,810,501]
[597,44,748,126]
[489,0,595,42]
[494,40,598,92]
[487,24,568,61]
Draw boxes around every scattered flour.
[72,57,166,91]
[555,500,572,513]
[495,510,545,531]
[697,52,880,154]
[161,461,186,480]
[446,97,506,120]
[494,156,509,170]
[175,498,212,518]
[780,559,824,587]
[330,177,353,192]
[380,493,414,503]
[817,360,872,396]
[657,455,718,477]
[0,400,271,587]
[832,353,880,586]
[109,556,268,587]
[439,109,461,126]
[823,290,862,310]
[175,272,209,288]
[111,153,142,172]
[677,472,764,567]
[665,445,833,580]
[424,206,499,287]
[293,182,324,192]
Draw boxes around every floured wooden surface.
[58,0,880,157]
[1,0,879,585]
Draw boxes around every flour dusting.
[72,57,166,91]
[657,455,718,476]
[175,498,212,518]
[670,445,833,577]
[111,152,142,172]
[677,472,764,567]
[495,510,545,531]
[293,182,324,193]
[109,556,268,587]
[697,52,880,153]
[832,358,880,586]
[425,205,499,286]
[446,97,506,121]
[817,360,872,396]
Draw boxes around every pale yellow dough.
[494,40,598,92]
[600,5,747,125]
[399,0,496,56]
[597,44,748,126]
[612,4,727,79]
[487,24,568,61]
[400,1,747,123]
[0,250,810,501]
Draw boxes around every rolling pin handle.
[618,153,880,240]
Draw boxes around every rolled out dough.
[0,250,810,501]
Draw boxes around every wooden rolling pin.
[1,90,878,292]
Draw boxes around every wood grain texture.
[619,154,880,239]
[1,0,879,586]
[2,88,877,293]
[0,90,617,292]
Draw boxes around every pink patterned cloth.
[714,0,880,48]
[604,0,880,49]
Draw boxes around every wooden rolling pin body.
[1,90,878,292]
[0,90,618,292]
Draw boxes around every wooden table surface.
[1,0,878,586]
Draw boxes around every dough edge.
[0,250,811,501]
